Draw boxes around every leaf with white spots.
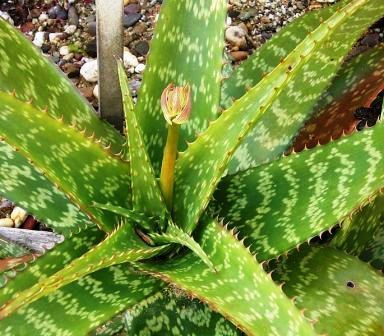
[118,62,166,219]
[272,246,384,335]
[221,0,384,173]
[332,195,384,270]
[173,0,384,234]
[125,291,241,336]
[294,44,384,149]
[0,141,94,236]
[137,218,315,335]
[0,220,165,319]
[135,0,227,172]
[0,263,162,336]
[214,121,384,261]
[0,20,124,153]
[0,92,132,232]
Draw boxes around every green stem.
[160,124,180,210]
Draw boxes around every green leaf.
[118,62,166,219]
[136,217,315,335]
[272,246,384,335]
[0,20,124,153]
[332,195,384,270]
[0,92,132,232]
[294,44,384,148]
[0,142,94,236]
[0,226,104,306]
[223,0,384,173]
[135,0,227,172]
[173,0,384,234]
[124,291,241,336]
[149,223,215,272]
[0,221,164,318]
[0,264,162,336]
[214,121,384,261]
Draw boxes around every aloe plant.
[0,0,384,334]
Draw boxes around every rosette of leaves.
[0,0,384,335]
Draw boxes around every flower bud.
[161,83,192,125]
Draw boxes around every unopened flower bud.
[161,83,192,125]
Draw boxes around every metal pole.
[96,0,124,132]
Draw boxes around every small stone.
[80,60,98,82]
[225,25,247,49]
[30,8,42,19]
[124,4,141,14]
[93,84,99,99]
[361,33,380,47]
[49,32,64,42]
[11,207,28,228]
[123,13,142,28]
[38,13,49,22]
[85,39,97,58]
[20,21,35,33]
[62,63,80,78]
[48,5,68,20]
[63,53,74,61]
[134,40,149,56]
[86,21,96,36]
[230,51,248,61]
[0,218,14,228]
[33,32,46,47]
[41,43,51,54]
[135,63,146,73]
[123,48,139,68]
[64,25,77,35]
[68,6,79,26]
[59,45,70,56]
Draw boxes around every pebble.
[86,39,97,58]
[93,84,99,99]
[134,40,149,56]
[59,45,71,56]
[0,218,14,228]
[68,6,79,26]
[0,11,14,25]
[64,25,77,35]
[38,13,49,22]
[230,50,249,61]
[123,13,142,28]
[33,32,46,47]
[123,48,139,68]
[49,32,64,42]
[11,207,28,228]
[80,59,99,82]
[135,63,146,73]
[225,25,247,49]
[86,21,97,36]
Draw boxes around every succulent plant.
[0,0,384,335]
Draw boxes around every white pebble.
[49,32,63,42]
[33,31,46,47]
[123,48,139,68]
[135,63,146,73]
[0,218,14,228]
[93,84,99,99]
[64,25,77,35]
[11,207,28,228]
[59,45,70,56]
[0,11,14,25]
[225,26,247,49]
[38,13,49,22]
[80,59,98,82]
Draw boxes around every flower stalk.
[159,83,192,210]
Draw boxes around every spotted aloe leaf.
[272,246,384,335]
[221,0,384,174]
[214,121,384,261]
[294,44,384,149]
[137,217,315,335]
[135,0,227,172]
[0,141,94,236]
[0,220,165,319]
[331,194,384,270]
[173,0,384,234]
[0,20,123,153]
[124,291,241,336]
[118,62,166,218]
[0,92,132,232]
[0,263,162,336]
